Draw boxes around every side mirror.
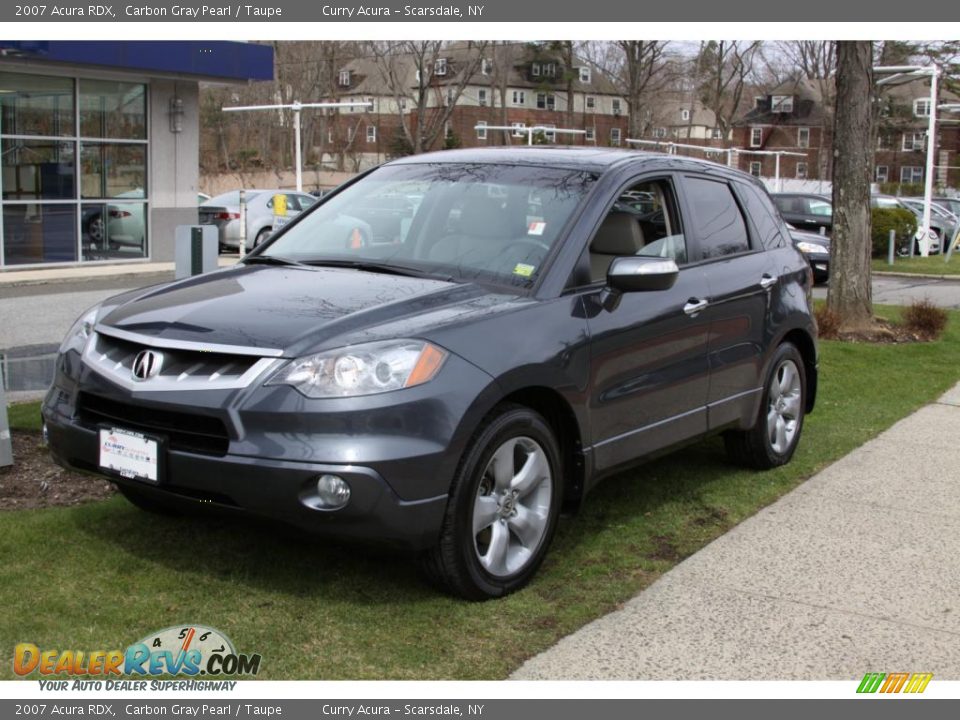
[607,256,679,293]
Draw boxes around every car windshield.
[261,162,597,288]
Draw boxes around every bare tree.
[368,41,488,154]
[695,41,763,138]
[615,41,672,139]
[485,42,524,145]
[778,41,837,178]
[827,41,876,332]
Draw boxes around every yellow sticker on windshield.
[513,263,535,277]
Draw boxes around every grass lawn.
[873,255,960,276]
[2,305,959,680]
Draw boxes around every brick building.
[732,75,960,189]
[320,43,630,170]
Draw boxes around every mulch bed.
[822,318,942,344]
[0,431,115,510]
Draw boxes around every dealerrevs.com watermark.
[13,625,261,682]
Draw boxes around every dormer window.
[771,95,794,113]
[579,67,591,83]
[531,62,541,77]
[435,58,448,76]
[338,70,351,87]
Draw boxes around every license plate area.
[98,426,164,484]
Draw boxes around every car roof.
[385,146,755,179]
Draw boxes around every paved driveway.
[813,274,960,310]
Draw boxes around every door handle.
[760,274,778,289]
[683,298,709,316]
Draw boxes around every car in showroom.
[199,189,318,251]
[771,192,833,235]
[44,148,818,600]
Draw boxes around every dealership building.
[0,41,273,270]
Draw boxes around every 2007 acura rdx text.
[45,148,818,599]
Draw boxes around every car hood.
[97,265,511,356]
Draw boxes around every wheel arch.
[777,327,818,413]
[496,386,587,514]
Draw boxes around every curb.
[873,271,960,281]
[0,259,239,290]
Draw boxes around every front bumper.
[42,349,497,552]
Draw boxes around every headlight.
[795,241,826,255]
[267,339,448,398]
[59,306,99,354]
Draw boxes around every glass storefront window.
[1,72,148,267]
[2,204,77,265]
[80,143,146,198]
[1,139,76,200]
[0,72,74,137]
[79,80,146,140]
[81,201,147,261]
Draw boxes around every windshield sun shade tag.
[527,221,546,236]
[513,263,536,277]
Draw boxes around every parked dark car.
[789,227,830,284]
[771,192,833,235]
[44,148,818,600]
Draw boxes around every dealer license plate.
[99,427,159,483]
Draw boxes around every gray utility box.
[0,364,12,468]
[175,225,218,279]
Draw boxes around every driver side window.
[587,178,686,283]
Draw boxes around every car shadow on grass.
[66,435,748,605]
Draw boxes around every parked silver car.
[199,189,317,251]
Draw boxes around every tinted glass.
[0,72,74,137]
[1,139,75,200]
[685,177,750,259]
[81,202,147,261]
[79,80,146,139]
[3,205,77,264]
[265,163,597,288]
[80,143,146,198]
[738,183,786,250]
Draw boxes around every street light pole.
[222,101,372,192]
[875,65,939,256]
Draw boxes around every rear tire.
[253,227,271,248]
[725,342,806,470]
[422,404,562,600]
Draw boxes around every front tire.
[422,404,562,600]
[725,342,806,469]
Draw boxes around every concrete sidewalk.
[513,383,960,681]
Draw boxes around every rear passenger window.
[738,183,786,250]
[685,177,750,259]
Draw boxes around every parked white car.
[199,189,318,251]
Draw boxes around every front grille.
[88,333,261,386]
[76,392,230,456]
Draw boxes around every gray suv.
[45,148,818,599]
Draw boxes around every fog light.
[316,474,351,509]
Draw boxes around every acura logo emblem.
[132,350,164,381]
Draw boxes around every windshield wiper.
[301,259,455,282]
[243,255,309,267]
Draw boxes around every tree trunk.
[827,41,875,332]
